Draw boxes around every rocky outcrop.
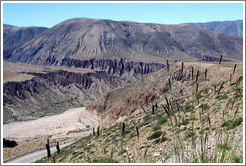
[60,58,166,80]
[3,70,129,123]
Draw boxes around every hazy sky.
[2,2,244,28]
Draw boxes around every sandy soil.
[3,107,97,142]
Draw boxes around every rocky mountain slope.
[4,18,243,65]
[86,62,243,126]
[3,24,48,59]
[185,20,243,37]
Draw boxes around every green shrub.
[147,131,162,140]
[185,104,195,112]
[158,117,168,125]
[233,155,243,163]
[143,115,152,121]
[152,124,161,132]
[221,117,243,130]
[185,132,195,140]
[118,149,127,155]
[216,94,228,100]
[90,157,118,163]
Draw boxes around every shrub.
[158,117,168,125]
[118,149,127,155]
[152,124,161,132]
[185,132,195,140]
[147,131,162,140]
[90,157,118,163]
[221,117,243,130]
[216,94,228,100]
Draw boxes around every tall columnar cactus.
[181,62,184,80]
[56,142,60,154]
[233,64,237,75]
[152,105,155,114]
[196,70,199,83]
[166,59,169,72]
[191,66,194,80]
[136,126,139,139]
[121,122,125,134]
[217,81,225,95]
[97,126,100,136]
[205,69,207,81]
[219,54,223,64]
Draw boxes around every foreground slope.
[38,61,243,163]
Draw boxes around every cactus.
[214,85,217,95]
[159,131,166,143]
[233,64,237,75]
[97,126,100,136]
[196,83,199,93]
[219,54,223,64]
[52,156,56,163]
[217,81,225,95]
[181,62,184,79]
[121,122,125,134]
[196,70,199,83]
[56,142,60,154]
[46,144,51,158]
[169,78,172,90]
[145,96,148,107]
[136,126,139,139]
[93,127,95,136]
[140,104,147,114]
[166,59,169,71]
[205,69,207,81]
[152,105,155,114]
[236,76,243,88]
[192,66,194,80]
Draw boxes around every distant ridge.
[3,18,243,65]
[184,20,243,37]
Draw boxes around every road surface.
[5,107,99,163]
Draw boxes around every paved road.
[6,109,99,163]
[8,143,71,163]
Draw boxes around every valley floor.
[3,107,99,162]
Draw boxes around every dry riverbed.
[3,107,98,161]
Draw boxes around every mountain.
[4,18,243,65]
[185,20,243,38]
[3,24,48,59]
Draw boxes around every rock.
[180,125,187,131]
[154,152,161,157]
[139,144,146,149]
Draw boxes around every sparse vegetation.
[30,62,243,164]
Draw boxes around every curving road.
[5,108,99,163]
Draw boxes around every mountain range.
[185,20,243,38]
[3,18,243,66]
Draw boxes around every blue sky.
[2,2,244,28]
